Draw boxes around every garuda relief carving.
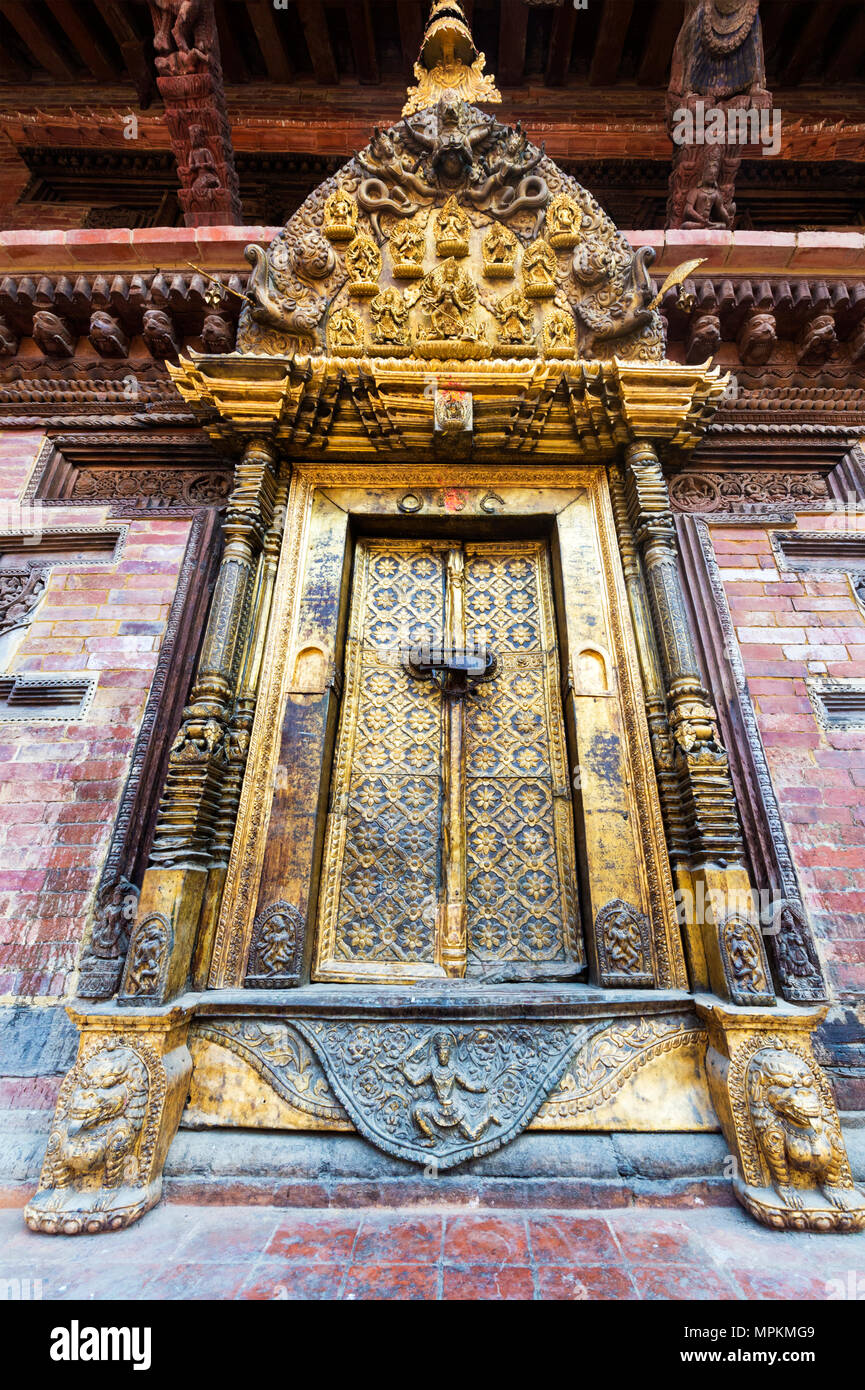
[293,1019,594,1168]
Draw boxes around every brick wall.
[714,511,865,1101]
[0,432,193,1004]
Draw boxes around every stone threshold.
[4,1124,864,1213]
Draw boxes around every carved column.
[119,438,279,1006]
[608,465,689,870]
[623,440,773,1006]
[147,0,241,227]
[192,480,288,988]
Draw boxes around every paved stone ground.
[1,1204,863,1300]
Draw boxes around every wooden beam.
[826,6,865,83]
[345,0,379,85]
[498,0,528,86]
[297,0,339,84]
[0,0,77,80]
[45,0,118,82]
[245,0,293,82]
[93,0,155,104]
[782,0,841,86]
[590,0,634,86]
[213,0,249,82]
[397,0,424,71]
[545,3,577,86]
[636,0,682,87]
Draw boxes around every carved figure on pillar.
[666,1,771,231]
[146,0,241,226]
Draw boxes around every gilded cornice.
[168,353,728,459]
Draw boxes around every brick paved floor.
[1,1204,862,1300]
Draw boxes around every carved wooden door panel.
[312,538,584,983]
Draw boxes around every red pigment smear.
[443,488,468,512]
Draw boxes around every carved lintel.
[697,997,865,1233]
[24,1005,193,1236]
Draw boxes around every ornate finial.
[402,0,501,116]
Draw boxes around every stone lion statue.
[45,1042,149,1193]
[747,1047,856,1212]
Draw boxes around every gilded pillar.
[622,440,773,1006]
[119,437,280,1006]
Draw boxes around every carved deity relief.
[245,901,304,988]
[323,188,359,243]
[328,305,364,356]
[120,912,172,1000]
[666,0,770,231]
[482,222,517,278]
[434,195,471,258]
[490,289,537,355]
[595,899,654,987]
[543,306,576,358]
[719,913,770,1001]
[369,287,411,354]
[402,1,501,117]
[388,219,426,278]
[546,193,582,250]
[345,234,383,297]
[293,1019,584,1168]
[522,238,558,299]
[416,257,486,356]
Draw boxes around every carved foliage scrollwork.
[0,566,47,639]
[670,471,829,514]
[194,1021,346,1121]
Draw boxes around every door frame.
[208,462,686,994]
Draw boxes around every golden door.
[312,538,585,983]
